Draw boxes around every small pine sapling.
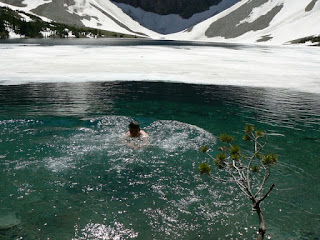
[199,125,278,240]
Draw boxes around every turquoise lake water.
[0,81,320,239]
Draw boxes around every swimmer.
[122,121,149,148]
[127,121,149,138]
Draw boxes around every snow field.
[0,44,319,94]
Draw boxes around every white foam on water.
[76,221,138,239]
[45,156,77,173]
[0,44,319,94]
[147,120,216,152]
[40,116,215,172]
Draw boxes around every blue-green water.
[0,82,319,239]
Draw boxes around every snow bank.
[0,44,319,94]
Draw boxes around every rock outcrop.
[111,0,223,18]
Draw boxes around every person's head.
[129,121,140,137]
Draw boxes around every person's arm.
[120,132,130,144]
[139,130,149,147]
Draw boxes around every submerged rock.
[0,214,21,230]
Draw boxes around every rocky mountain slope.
[0,6,136,39]
[0,0,160,38]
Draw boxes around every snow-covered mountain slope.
[0,0,160,38]
[1,0,319,45]
[112,0,240,34]
[168,0,320,44]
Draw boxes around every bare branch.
[246,155,255,192]
[232,160,245,181]
[206,152,216,162]
[247,136,261,194]
[256,133,268,152]
[258,183,275,204]
[227,169,253,199]
[255,167,271,198]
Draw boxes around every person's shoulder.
[140,130,149,137]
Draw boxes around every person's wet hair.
[129,121,140,130]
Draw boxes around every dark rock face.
[32,0,85,27]
[305,0,319,12]
[0,0,25,7]
[111,0,223,18]
[205,0,283,39]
